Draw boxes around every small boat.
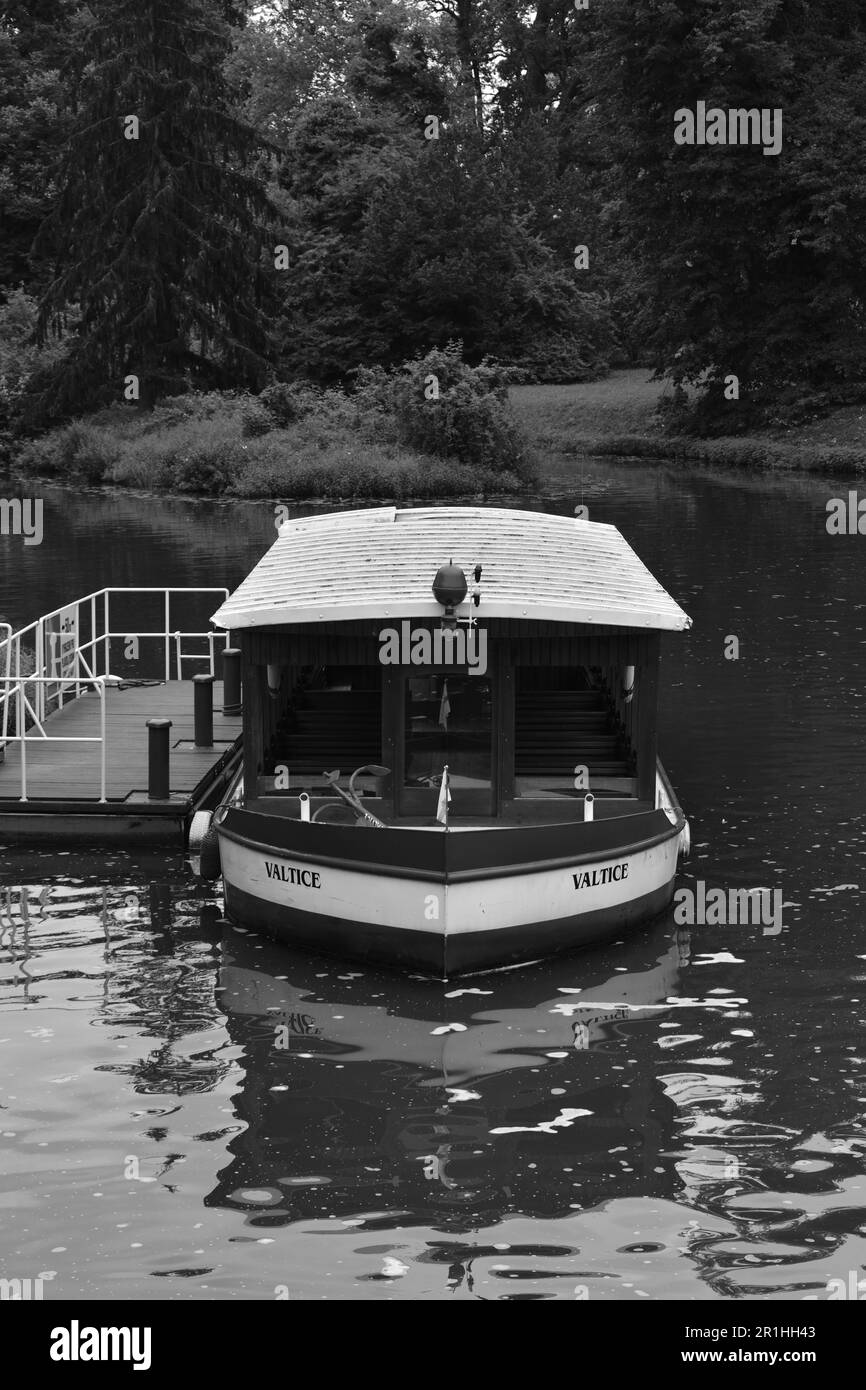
[198,505,692,977]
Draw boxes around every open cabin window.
[514,664,637,800]
[260,664,383,796]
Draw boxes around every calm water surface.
[1,463,865,1300]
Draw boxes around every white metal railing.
[0,622,11,744]
[0,674,110,802]
[0,587,229,803]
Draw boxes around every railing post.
[18,682,26,802]
[37,617,45,721]
[99,681,107,802]
[146,717,172,800]
[164,591,171,681]
[0,623,10,750]
[221,648,242,715]
[193,674,214,748]
[103,590,110,676]
[74,604,80,700]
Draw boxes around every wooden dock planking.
[0,681,242,804]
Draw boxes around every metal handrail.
[0,586,229,705]
[0,675,111,802]
[0,623,11,746]
[0,587,230,802]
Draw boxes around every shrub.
[13,357,537,499]
[14,432,63,475]
[259,381,322,427]
[105,434,176,488]
[17,420,120,481]
[144,391,250,430]
[109,414,251,491]
[502,332,608,386]
[354,343,536,480]
[224,438,520,501]
[240,401,273,437]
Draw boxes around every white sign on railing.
[46,604,78,702]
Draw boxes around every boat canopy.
[211,506,692,632]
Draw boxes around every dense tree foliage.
[0,1,75,290]
[30,0,278,418]
[0,0,863,428]
[355,131,614,379]
[597,0,866,427]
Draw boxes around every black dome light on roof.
[432,560,468,607]
[432,560,468,630]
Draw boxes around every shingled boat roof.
[210,506,692,632]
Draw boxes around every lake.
[1,461,865,1301]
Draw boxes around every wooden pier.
[0,587,242,845]
[0,680,241,843]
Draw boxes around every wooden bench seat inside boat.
[264,684,382,779]
[515,687,633,780]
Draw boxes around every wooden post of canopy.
[635,632,660,805]
[495,640,514,808]
[381,668,401,816]
[242,643,264,799]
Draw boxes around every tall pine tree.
[33,0,278,416]
[597,0,866,427]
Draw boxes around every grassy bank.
[10,365,536,500]
[510,370,866,474]
[13,367,866,500]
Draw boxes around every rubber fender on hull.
[189,810,222,880]
[199,827,222,881]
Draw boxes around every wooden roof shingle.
[211,506,691,632]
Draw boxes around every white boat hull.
[217,806,682,976]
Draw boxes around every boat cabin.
[211,506,691,829]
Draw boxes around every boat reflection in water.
[206,921,694,1227]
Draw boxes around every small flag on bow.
[436,764,451,826]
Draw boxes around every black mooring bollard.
[193,673,214,748]
[222,647,242,715]
[146,717,172,800]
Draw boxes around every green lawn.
[510,369,866,473]
[510,370,666,446]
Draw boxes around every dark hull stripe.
[221,804,679,877]
[223,878,675,978]
[218,812,680,884]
